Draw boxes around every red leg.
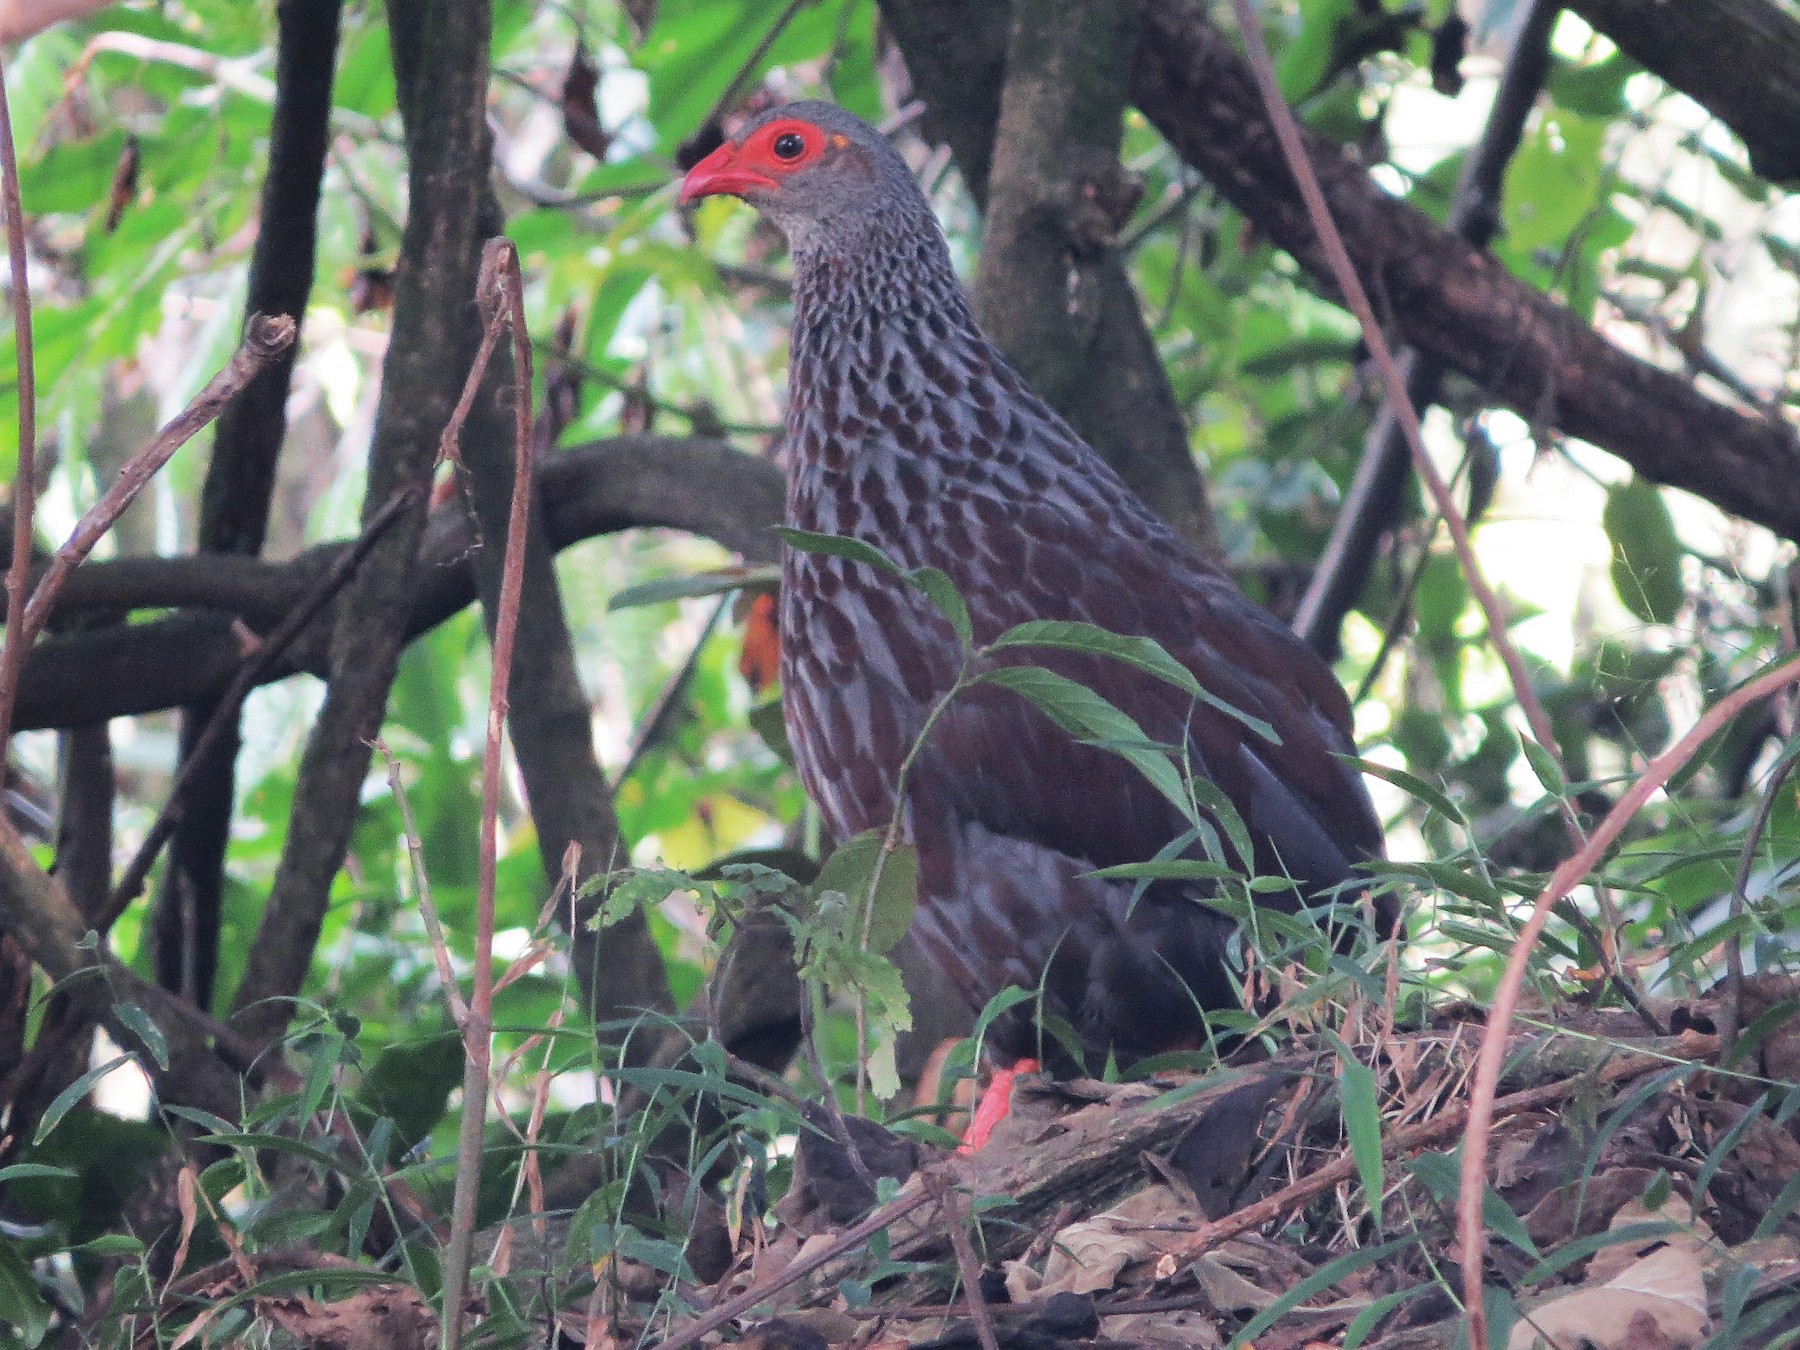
[957,1058,1040,1154]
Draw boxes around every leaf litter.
[513,979,1800,1349]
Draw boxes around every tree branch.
[10,437,785,732]
[1567,0,1800,186]
[154,0,343,1009]
[1131,0,1800,544]
[229,0,494,1046]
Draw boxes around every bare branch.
[10,437,785,732]
[0,49,39,753]
[104,487,419,928]
[1133,1,1800,544]
[440,238,535,1350]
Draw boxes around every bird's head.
[679,101,922,254]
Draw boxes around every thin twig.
[797,981,879,1192]
[0,52,39,752]
[1293,0,1556,653]
[1454,659,1800,1347]
[441,239,535,1350]
[375,737,469,1025]
[1221,0,1561,770]
[101,487,419,928]
[11,315,295,668]
[927,1171,1001,1350]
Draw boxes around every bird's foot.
[956,1058,1040,1154]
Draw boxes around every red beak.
[679,141,778,205]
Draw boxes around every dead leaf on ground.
[1510,1210,1710,1350]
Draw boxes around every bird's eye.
[772,131,806,161]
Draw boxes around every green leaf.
[1228,1237,1407,1348]
[109,1001,169,1071]
[35,1055,133,1145]
[607,565,778,611]
[812,829,919,956]
[1604,478,1686,625]
[1518,1221,1682,1286]
[1350,757,1463,823]
[74,1233,146,1257]
[748,697,793,762]
[200,1133,350,1175]
[0,1238,50,1348]
[989,619,1279,744]
[1519,736,1566,797]
[775,526,902,576]
[1344,1283,1429,1349]
[1327,1033,1385,1216]
[1186,776,1256,873]
[972,666,1197,824]
[776,528,973,644]
[910,566,973,649]
[1086,860,1244,884]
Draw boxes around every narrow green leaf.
[1694,1093,1769,1206]
[607,566,777,611]
[1755,1166,1800,1240]
[1187,776,1255,873]
[0,1164,75,1184]
[299,1032,343,1119]
[973,665,1196,823]
[111,1001,168,1070]
[1407,1151,1540,1258]
[990,619,1201,696]
[777,528,972,644]
[1086,860,1243,884]
[775,526,902,576]
[200,1133,349,1174]
[1344,1282,1428,1349]
[1350,757,1463,823]
[997,618,1280,744]
[909,566,972,648]
[972,986,1036,1041]
[74,1233,146,1257]
[1327,1032,1385,1217]
[35,1054,132,1145]
[1228,1237,1408,1348]
[1519,736,1566,797]
[1518,1220,1682,1286]
[0,1239,50,1348]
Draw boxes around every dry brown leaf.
[1034,1219,1154,1296]
[1586,1196,1708,1284]
[1190,1254,1277,1313]
[1015,1184,1194,1297]
[1510,1214,1709,1350]
[1506,1286,1706,1350]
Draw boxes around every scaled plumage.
[683,103,1389,1071]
